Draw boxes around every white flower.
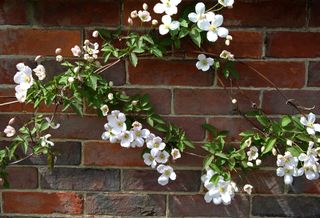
[130,10,138,18]
[155,150,170,163]
[153,0,181,15]
[243,184,253,195]
[276,151,302,185]
[171,148,181,160]
[152,19,158,26]
[128,17,133,25]
[92,30,99,38]
[33,64,46,81]
[71,45,82,57]
[4,125,15,137]
[299,142,320,180]
[108,93,114,100]
[55,48,62,55]
[15,83,28,103]
[247,162,253,167]
[300,113,320,135]
[56,55,63,62]
[142,3,148,10]
[157,164,176,185]
[196,54,214,72]
[188,3,215,30]
[247,146,259,161]
[40,134,54,147]
[256,159,262,166]
[100,105,109,116]
[14,63,33,88]
[68,77,75,83]
[138,10,151,22]
[143,153,157,168]
[101,123,118,143]
[218,0,234,8]
[45,117,61,129]
[204,179,236,205]
[159,15,180,35]
[205,15,229,42]
[107,110,127,135]
[83,41,99,61]
[119,131,134,148]
[220,50,235,61]
[147,136,166,156]
[130,123,150,148]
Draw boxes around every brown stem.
[8,153,34,165]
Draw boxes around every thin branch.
[8,153,34,165]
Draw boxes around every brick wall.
[0,0,320,217]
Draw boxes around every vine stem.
[0,100,19,107]
[8,153,34,165]
[94,59,121,74]
[184,151,206,159]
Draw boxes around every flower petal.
[207,31,218,42]
[308,113,316,123]
[188,12,198,23]
[159,24,169,35]
[158,174,169,185]
[195,2,205,14]
[153,3,165,14]
[217,27,229,37]
[213,15,224,27]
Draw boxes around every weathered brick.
[262,90,320,115]
[169,194,249,217]
[3,192,83,214]
[39,167,120,191]
[209,117,255,141]
[0,29,81,56]
[18,141,81,165]
[310,0,320,27]
[174,89,260,115]
[252,196,320,217]
[172,144,206,167]
[128,59,213,86]
[223,61,305,88]
[33,0,120,26]
[267,32,320,58]
[6,167,38,189]
[124,88,172,115]
[99,60,126,86]
[223,0,307,27]
[164,116,206,141]
[290,176,320,194]
[0,0,28,25]
[84,141,145,167]
[308,61,320,87]
[86,193,166,216]
[122,169,201,192]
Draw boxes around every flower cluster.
[14,63,34,103]
[101,110,181,186]
[71,39,99,62]
[201,168,238,205]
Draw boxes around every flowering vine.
[0,0,319,207]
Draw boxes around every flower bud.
[56,55,63,62]
[152,19,158,26]
[100,104,109,116]
[108,93,114,100]
[247,162,253,167]
[142,3,148,10]
[74,66,80,73]
[132,100,138,106]
[261,146,265,153]
[92,30,99,38]
[225,39,230,46]
[8,117,15,125]
[286,139,293,146]
[243,184,253,195]
[68,77,75,83]
[256,159,262,166]
[128,17,133,25]
[231,98,237,104]
[272,148,277,156]
[35,55,43,63]
[226,35,233,41]
[84,39,90,46]
[109,81,114,87]
[55,48,62,55]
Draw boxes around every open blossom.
[100,105,109,116]
[153,0,181,15]
[130,122,150,148]
[14,63,33,102]
[107,110,127,135]
[33,64,46,81]
[205,15,229,42]
[83,40,99,61]
[247,146,259,161]
[15,84,28,103]
[147,136,166,156]
[56,55,63,62]
[188,2,215,30]
[159,15,180,35]
[143,153,157,168]
[101,123,118,143]
[300,113,320,135]
[71,45,82,57]
[299,142,320,180]
[218,0,234,8]
[40,134,55,147]
[155,150,170,163]
[171,148,181,160]
[157,164,176,185]
[196,54,214,72]
[119,131,134,148]
[220,50,235,61]
[4,125,15,137]
[276,151,302,185]
[138,10,151,22]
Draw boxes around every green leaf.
[281,115,291,127]
[215,152,228,159]
[183,139,195,149]
[87,75,98,90]
[189,27,201,47]
[262,138,277,155]
[129,52,138,67]
[202,123,217,137]
[256,115,270,127]
[287,146,304,157]
[178,27,189,39]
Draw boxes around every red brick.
[6,167,38,189]
[172,144,206,167]
[221,61,306,88]
[174,89,260,115]
[308,61,320,87]
[169,195,249,217]
[123,88,172,115]
[128,59,213,86]
[262,90,320,115]
[223,0,307,27]
[310,0,320,27]
[122,170,201,192]
[33,0,120,26]
[267,32,320,58]
[0,29,81,56]
[3,192,83,214]
[209,117,254,141]
[290,176,320,194]
[0,0,28,25]
[164,116,206,141]
[84,141,145,167]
